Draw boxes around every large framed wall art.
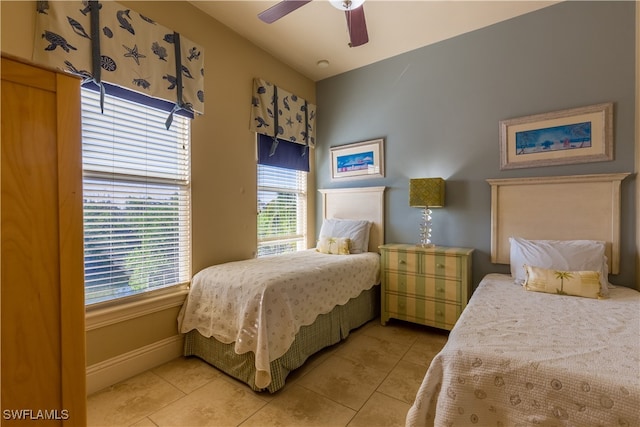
[330,138,385,180]
[499,102,613,170]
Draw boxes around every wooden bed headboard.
[318,186,386,252]
[487,173,630,274]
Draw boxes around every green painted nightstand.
[379,244,474,330]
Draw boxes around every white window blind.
[257,165,307,257]
[81,87,191,305]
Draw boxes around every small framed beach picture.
[330,138,385,180]
[499,102,613,170]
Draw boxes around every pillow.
[509,237,609,296]
[316,236,351,255]
[318,218,371,253]
[523,265,604,299]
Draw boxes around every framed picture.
[330,138,385,180]
[499,102,613,170]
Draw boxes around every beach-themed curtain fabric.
[250,78,316,149]
[33,1,204,127]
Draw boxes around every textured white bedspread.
[406,273,640,427]
[178,249,380,389]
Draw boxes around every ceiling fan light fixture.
[330,0,365,11]
[316,59,330,68]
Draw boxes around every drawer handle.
[436,287,444,293]
[399,260,407,265]
[436,263,445,269]
[436,310,443,316]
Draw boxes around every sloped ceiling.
[190,1,559,81]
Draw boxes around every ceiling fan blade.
[345,5,368,47]
[258,0,313,24]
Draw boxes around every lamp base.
[416,206,434,248]
[416,242,434,248]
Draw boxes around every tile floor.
[87,318,448,427]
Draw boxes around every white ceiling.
[189,0,558,81]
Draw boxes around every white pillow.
[509,237,609,296]
[318,218,371,253]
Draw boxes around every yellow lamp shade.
[409,178,445,208]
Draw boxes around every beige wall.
[1,1,316,366]
[636,1,639,286]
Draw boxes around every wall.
[1,0,316,383]
[636,0,639,286]
[316,1,637,288]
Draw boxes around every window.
[81,88,191,305]
[257,164,307,257]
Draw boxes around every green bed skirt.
[183,284,380,393]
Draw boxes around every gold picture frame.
[499,102,613,170]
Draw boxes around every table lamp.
[409,178,445,247]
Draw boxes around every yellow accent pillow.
[524,265,604,299]
[316,236,351,255]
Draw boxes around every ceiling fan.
[258,0,369,47]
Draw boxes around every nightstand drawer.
[421,253,459,278]
[382,248,460,278]
[382,250,420,273]
[385,293,461,330]
[383,271,461,302]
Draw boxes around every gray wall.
[315,1,636,288]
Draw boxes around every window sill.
[85,284,190,331]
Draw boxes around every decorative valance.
[250,78,316,148]
[33,1,204,128]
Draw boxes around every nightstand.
[379,244,474,330]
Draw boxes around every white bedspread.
[406,273,640,427]
[178,249,380,389]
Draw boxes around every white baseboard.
[86,334,184,395]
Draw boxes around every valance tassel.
[268,86,280,155]
[269,138,279,156]
[272,86,279,139]
[302,100,309,156]
[88,0,105,113]
[165,103,180,130]
[164,31,184,130]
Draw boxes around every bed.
[178,186,385,393]
[406,173,640,427]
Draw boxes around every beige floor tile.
[335,333,408,372]
[87,371,184,427]
[347,392,410,427]
[152,356,223,394]
[402,332,448,367]
[129,417,158,426]
[282,343,337,386]
[297,355,387,411]
[377,360,429,404]
[362,321,423,348]
[148,377,266,427]
[242,384,356,427]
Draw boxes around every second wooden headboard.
[487,173,630,274]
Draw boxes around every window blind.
[81,87,191,305]
[257,164,307,257]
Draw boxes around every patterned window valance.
[33,1,204,128]
[250,78,316,148]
